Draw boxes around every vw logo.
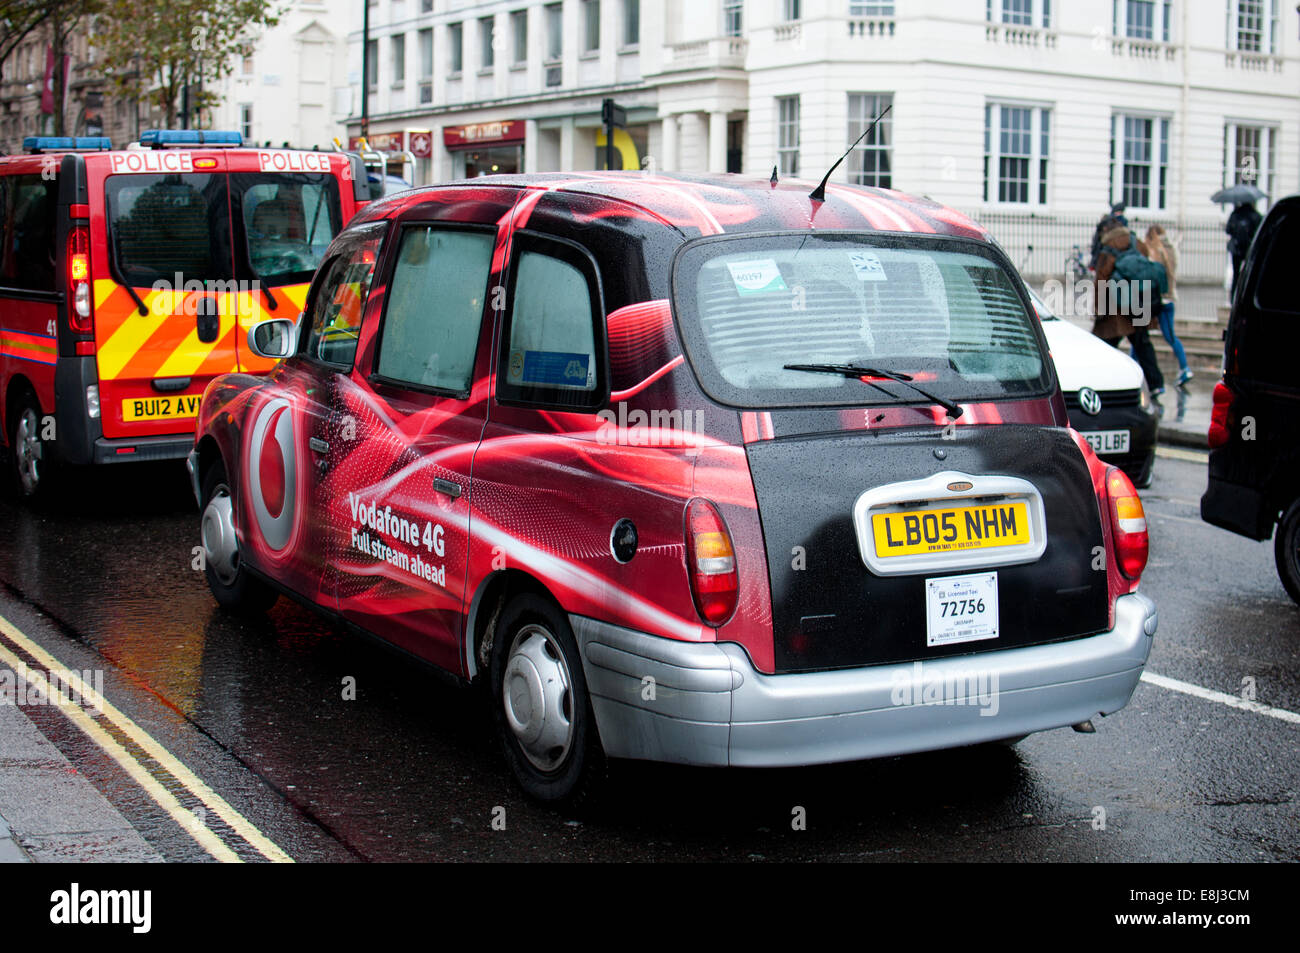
[1078,387,1103,416]
[247,397,299,552]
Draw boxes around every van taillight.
[1207,381,1234,449]
[685,498,739,627]
[66,225,92,335]
[1106,467,1148,580]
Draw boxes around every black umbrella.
[1211,183,1266,205]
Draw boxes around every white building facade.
[210,0,354,151]
[349,0,1296,273]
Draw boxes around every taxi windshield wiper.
[782,363,964,419]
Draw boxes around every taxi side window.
[1254,211,1300,314]
[374,225,495,394]
[498,236,604,410]
[303,227,384,370]
[0,174,57,292]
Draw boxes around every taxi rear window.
[671,232,1051,410]
[105,173,231,286]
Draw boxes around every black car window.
[1254,210,1300,314]
[0,174,57,292]
[374,225,495,393]
[105,173,231,286]
[234,172,343,287]
[303,224,386,370]
[498,234,604,409]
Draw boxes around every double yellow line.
[0,612,292,863]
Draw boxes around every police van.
[0,130,368,498]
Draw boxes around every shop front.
[444,120,525,178]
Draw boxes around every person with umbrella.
[1214,183,1266,299]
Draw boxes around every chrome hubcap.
[502,624,574,772]
[201,485,240,586]
[14,408,42,495]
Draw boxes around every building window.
[480,17,495,69]
[420,0,432,11]
[366,39,378,89]
[241,55,254,76]
[777,95,800,177]
[783,0,801,21]
[1115,0,1173,41]
[583,0,601,53]
[391,34,405,86]
[849,2,895,14]
[448,22,463,74]
[546,3,563,60]
[623,0,639,46]
[1224,122,1276,201]
[847,93,892,188]
[512,10,528,64]
[1229,0,1279,52]
[987,0,1051,28]
[1111,113,1170,210]
[724,0,743,35]
[418,28,433,102]
[984,103,1051,205]
[240,104,253,140]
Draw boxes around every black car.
[1201,194,1300,602]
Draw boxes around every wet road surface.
[0,452,1296,861]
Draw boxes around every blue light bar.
[22,136,112,153]
[139,129,243,148]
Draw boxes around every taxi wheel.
[200,460,278,615]
[489,594,606,805]
[8,390,54,499]
[1273,499,1300,606]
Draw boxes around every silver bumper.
[572,592,1157,768]
[185,449,201,505]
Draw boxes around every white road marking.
[1156,446,1209,463]
[1141,670,1300,725]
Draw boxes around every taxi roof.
[360,171,991,242]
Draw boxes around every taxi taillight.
[1106,467,1148,580]
[1208,381,1234,449]
[685,498,739,627]
[66,224,92,335]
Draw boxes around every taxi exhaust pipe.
[1072,719,1097,733]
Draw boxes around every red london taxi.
[189,172,1158,803]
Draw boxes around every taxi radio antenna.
[809,103,893,203]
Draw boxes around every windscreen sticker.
[849,251,888,281]
[726,259,788,295]
[516,351,593,387]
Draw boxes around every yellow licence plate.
[872,502,1031,558]
[121,395,203,422]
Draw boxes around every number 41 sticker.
[925,571,999,647]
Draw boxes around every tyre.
[200,459,278,614]
[7,389,54,499]
[489,593,606,805]
[1273,498,1300,606]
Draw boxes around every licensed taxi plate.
[121,395,203,422]
[872,501,1031,559]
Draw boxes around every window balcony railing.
[1224,50,1283,72]
[774,23,802,43]
[1110,36,1177,61]
[848,18,895,37]
[985,24,1058,49]
[665,37,747,69]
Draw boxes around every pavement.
[0,697,162,863]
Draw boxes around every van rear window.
[105,174,231,286]
[671,233,1051,410]
[235,172,342,287]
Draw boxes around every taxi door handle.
[309,437,329,455]
[433,477,464,500]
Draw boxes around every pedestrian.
[1089,201,1129,269]
[1093,224,1165,395]
[1226,200,1262,300]
[1144,224,1192,387]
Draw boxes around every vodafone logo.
[246,397,299,552]
[109,151,194,174]
[258,151,331,173]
